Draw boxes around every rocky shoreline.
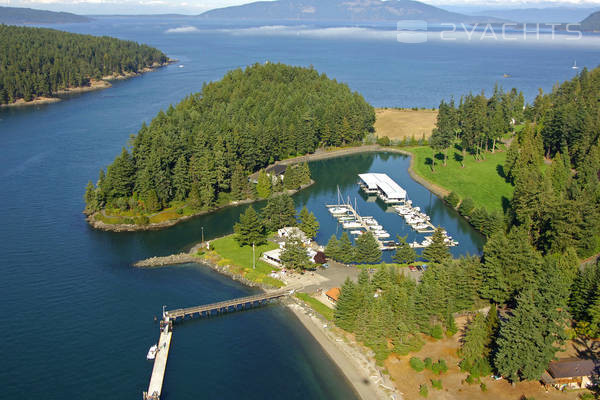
[133,246,272,290]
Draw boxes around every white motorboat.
[343,221,362,229]
[373,230,390,238]
[350,230,364,235]
[147,344,158,360]
[367,225,383,230]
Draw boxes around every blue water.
[1,16,597,399]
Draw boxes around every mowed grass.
[295,292,334,321]
[375,108,438,140]
[208,235,284,288]
[406,146,513,213]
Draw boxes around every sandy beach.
[287,298,401,400]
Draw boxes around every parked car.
[408,265,417,272]
[322,263,329,269]
[421,264,428,271]
[416,265,424,271]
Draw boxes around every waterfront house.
[248,164,287,184]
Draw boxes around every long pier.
[142,288,295,400]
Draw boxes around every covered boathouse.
[358,173,407,204]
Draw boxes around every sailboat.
[572,60,579,70]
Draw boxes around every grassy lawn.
[405,145,513,213]
[295,292,334,321]
[206,235,284,288]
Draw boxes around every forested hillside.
[84,63,375,219]
[0,25,168,104]
[360,66,600,385]
[0,6,90,24]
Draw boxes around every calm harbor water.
[1,16,596,399]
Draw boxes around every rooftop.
[548,358,597,379]
[358,173,406,200]
[325,287,341,302]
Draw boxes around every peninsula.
[84,63,375,230]
[0,25,169,106]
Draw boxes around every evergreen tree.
[230,164,249,201]
[334,278,363,331]
[233,206,266,246]
[422,228,451,264]
[354,231,382,264]
[325,234,341,261]
[256,170,272,199]
[338,232,354,264]
[261,194,296,231]
[298,206,319,239]
[280,235,312,270]
[84,181,98,213]
[392,235,417,264]
[172,155,190,201]
[460,313,488,365]
[494,289,560,382]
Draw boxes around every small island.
[84,62,375,230]
[0,25,170,106]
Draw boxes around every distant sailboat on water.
[572,60,579,70]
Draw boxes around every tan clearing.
[374,108,437,140]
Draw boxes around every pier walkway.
[142,288,296,400]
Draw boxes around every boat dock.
[142,289,294,400]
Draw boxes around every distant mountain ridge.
[0,6,90,24]
[199,0,499,23]
[467,7,600,23]
[581,10,600,31]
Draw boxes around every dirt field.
[385,317,588,400]
[374,108,438,140]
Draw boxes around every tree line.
[337,68,600,381]
[0,24,167,104]
[84,63,375,217]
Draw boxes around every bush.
[432,359,448,375]
[579,394,595,400]
[480,382,487,392]
[458,197,475,217]
[430,325,444,339]
[465,374,477,385]
[424,357,433,370]
[431,379,443,390]
[445,191,460,208]
[419,384,429,397]
[376,136,391,146]
[410,357,425,372]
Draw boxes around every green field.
[405,146,514,213]
[207,235,284,288]
[295,292,334,321]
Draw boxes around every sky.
[4,0,600,15]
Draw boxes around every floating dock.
[144,320,172,400]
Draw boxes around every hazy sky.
[4,0,600,15]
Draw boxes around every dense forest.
[338,67,600,382]
[84,63,375,217]
[0,25,168,104]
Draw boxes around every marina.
[326,173,458,251]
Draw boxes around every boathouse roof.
[358,173,406,200]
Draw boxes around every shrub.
[579,394,595,400]
[430,325,444,339]
[410,357,425,372]
[424,357,433,370]
[446,315,458,337]
[445,191,460,208]
[458,197,475,217]
[431,379,443,390]
[480,382,487,392]
[377,136,391,146]
[432,359,448,375]
[419,384,429,397]
[465,374,477,385]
